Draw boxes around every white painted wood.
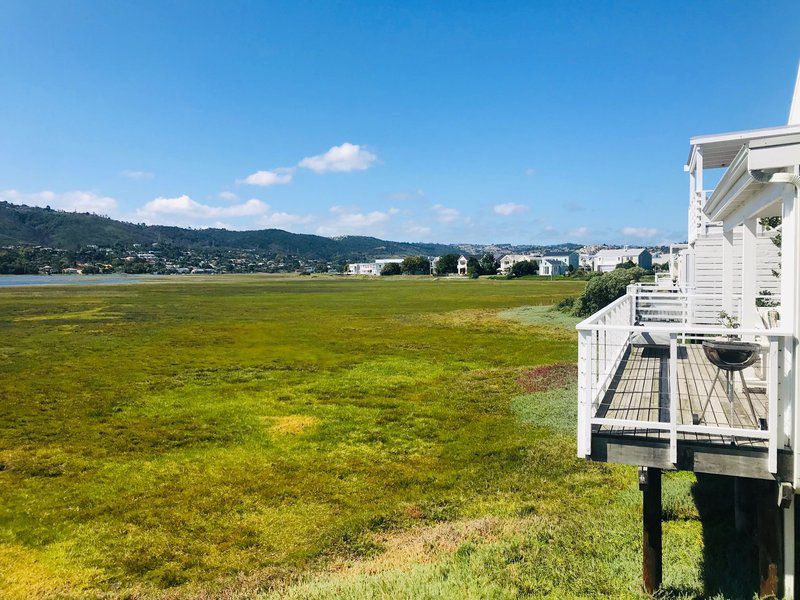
[741,218,759,330]
[676,424,771,439]
[591,418,671,431]
[722,180,792,230]
[770,338,780,474]
[577,330,593,457]
[781,192,796,452]
[749,143,800,170]
[789,60,800,126]
[669,334,678,464]
[723,229,735,315]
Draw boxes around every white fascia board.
[690,124,800,147]
[749,143,800,170]
[705,146,751,220]
[721,183,791,232]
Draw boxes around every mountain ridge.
[0,202,461,261]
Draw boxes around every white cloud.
[315,206,398,236]
[137,195,269,223]
[239,167,294,187]
[0,189,118,215]
[432,204,460,224]
[493,202,527,216]
[299,143,377,174]
[404,222,432,237]
[258,211,313,228]
[621,226,658,239]
[568,226,591,238]
[120,169,154,180]
[219,191,238,201]
[388,189,425,201]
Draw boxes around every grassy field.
[0,276,755,598]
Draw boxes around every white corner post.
[669,333,678,465]
[788,163,800,600]
[577,329,593,458]
[741,218,758,330]
[722,228,735,315]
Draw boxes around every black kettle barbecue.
[693,340,764,429]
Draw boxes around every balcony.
[576,283,792,480]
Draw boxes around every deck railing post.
[768,336,779,474]
[577,329,593,458]
[669,333,678,465]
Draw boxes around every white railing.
[576,289,790,474]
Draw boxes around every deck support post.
[735,477,755,535]
[755,479,783,598]
[639,466,662,594]
[783,493,795,599]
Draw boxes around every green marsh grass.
[0,276,756,598]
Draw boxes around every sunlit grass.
[0,276,750,598]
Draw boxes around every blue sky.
[0,2,798,245]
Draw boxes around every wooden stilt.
[640,466,662,594]
[735,477,755,535]
[755,479,783,598]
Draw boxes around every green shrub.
[436,253,460,275]
[510,260,538,278]
[555,296,576,312]
[401,255,430,275]
[381,262,402,276]
[560,267,645,317]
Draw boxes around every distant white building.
[592,247,653,272]
[498,253,539,275]
[429,256,440,275]
[539,252,579,276]
[457,255,468,275]
[650,252,671,271]
[347,258,404,276]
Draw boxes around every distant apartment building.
[457,255,468,275]
[592,247,652,272]
[498,253,540,275]
[539,252,579,276]
[347,258,404,276]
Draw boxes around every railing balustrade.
[577,286,790,474]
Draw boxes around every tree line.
[380,253,503,277]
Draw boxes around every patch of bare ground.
[516,363,577,393]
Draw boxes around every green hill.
[0,202,459,260]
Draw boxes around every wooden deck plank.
[595,342,769,448]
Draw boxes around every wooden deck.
[595,344,768,446]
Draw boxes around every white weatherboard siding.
[690,229,780,324]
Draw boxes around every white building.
[539,252,579,276]
[498,253,539,275]
[457,255,468,275]
[575,65,800,596]
[592,247,653,272]
[347,258,404,276]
